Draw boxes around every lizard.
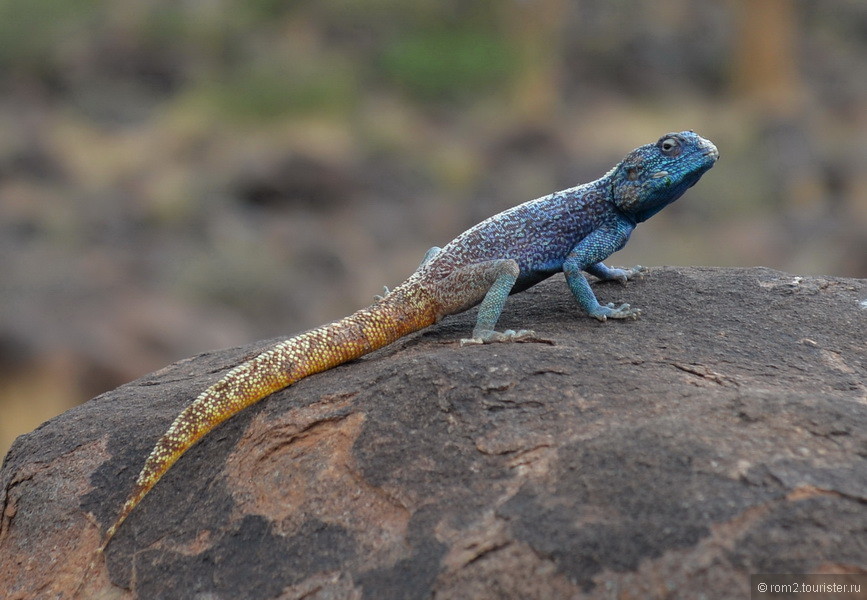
[98,130,718,553]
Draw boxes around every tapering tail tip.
[99,283,438,550]
[99,485,147,553]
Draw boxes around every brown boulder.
[1,267,865,599]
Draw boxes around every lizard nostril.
[701,141,720,160]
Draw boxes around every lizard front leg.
[563,223,641,321]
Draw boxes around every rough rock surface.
[1,267,866,599]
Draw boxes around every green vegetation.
[1,0,866,461]
[0,0,104,71]
[380,29,516,102]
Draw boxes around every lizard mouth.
[701,140,720,161]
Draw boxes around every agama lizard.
[99,130,718,551]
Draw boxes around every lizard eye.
[659,137,681,156]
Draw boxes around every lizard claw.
[624,265,646,280]
[608,265,646,283]
[590,303,642,321]
[373,286,391,301]
[460,329,538,345]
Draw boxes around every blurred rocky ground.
[1,0,866,456]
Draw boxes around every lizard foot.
[623,265,646,281]
[590,303,642,322]
[608,265,646,283]
[460,329,537,346]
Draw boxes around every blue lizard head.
[611,131,718,223]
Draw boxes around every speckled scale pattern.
[101,280,439,547]
[101,131,718,550]
[423,186,612,287]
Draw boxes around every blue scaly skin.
[98,131,718,553]
[422,130,720,341]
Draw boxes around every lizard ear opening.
[611,160,643,214]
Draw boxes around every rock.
[1,267,865,599]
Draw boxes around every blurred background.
[1,0,866,458]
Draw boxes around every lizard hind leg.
[447,259,535,345]
[376,247,443,301]
[419,246,442,268]
[585,262,646,284]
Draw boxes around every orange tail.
[101,282,437,550]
